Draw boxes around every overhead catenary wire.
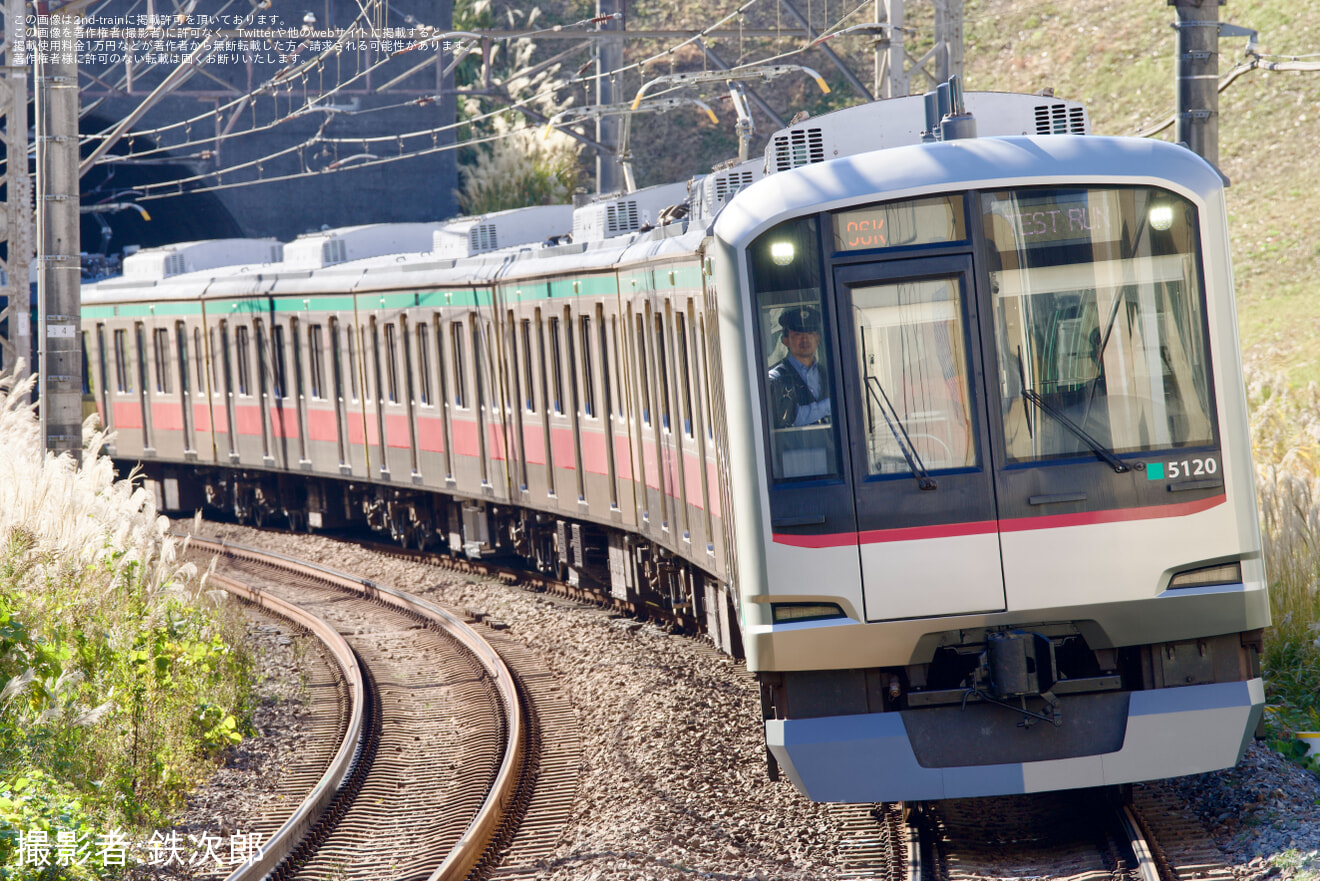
[82,0,884,202]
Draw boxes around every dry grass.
[1247,369,1320,734]
[0,368,252,871]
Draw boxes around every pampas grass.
[1248,368,1320,733]
[0,368,251,855]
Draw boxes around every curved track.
[190,538,557,881]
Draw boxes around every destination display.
[832,194,966,253]
[983,190,1122,250]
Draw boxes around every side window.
[634,312,650,425]
[174,322,189,394]
[194,328,205,394]
[433,316,449,410]
[347,324,360,402]
[548,316,564,414]
[676,311,694,437]
[653,313,672,432]
[384,322,400,403]
[579,315,595,418]
[451,320,468,408]
[749,214,841,482]
[271,323,287,399]
[290,317,305,402]
[153,328,171,394]
[416,322,433,406]
[235,325,252,396]
[308,323,325,400]
[521,319,536,412]
[114,328,131,393]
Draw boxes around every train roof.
[715,135,1226,248]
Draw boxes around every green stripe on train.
[109,301,205,318]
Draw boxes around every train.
[81,84,1269,803]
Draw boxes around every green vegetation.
[0,372,251,879]
[1250,372,1320,751]
[453,0,581,212]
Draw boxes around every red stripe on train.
[151,401,183,432]
[417,415,446,453]
[772,494,1227,548]
[112,401,142,429]
[307,408,337,444]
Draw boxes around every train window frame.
[548,315,564,415]
[235,325,252,396]
[634,311,651,426]
[416,321,433,406]
[748,213,844,485]
[290,317,305,402]
[450,319,468,409]
[153,328,171,394]
[521,319,536,413]
[699,315,715,440]
[254,319,271,403]
[579,314,596,419]
[676,310,695,437]
[831,193,969,254]
[113,328,131,393]
[194,327,206,396]
[981,184,1219,463]
[272,323,288,399]
[209,326,220,398]
[611,316,625,419]
[346,324,360,402]
[95,324,110,420]
[384,321,400,404]
[309,323,326,400]
[654,312,673,433]
[174,322,189,395]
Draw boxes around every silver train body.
[82,92,1268,803]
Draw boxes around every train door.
[832,256,1005,620]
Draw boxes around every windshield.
[982,187,1215,463]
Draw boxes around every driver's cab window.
[750,216,841,482]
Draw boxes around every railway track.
[829,784,1235,881]
[188,538,581,881]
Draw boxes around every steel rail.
[1118,804,1164,881]
[191,536,526,881]
[202,568,366,881]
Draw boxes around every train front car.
[713,127,1267,802]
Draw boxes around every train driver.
[768,306,831,428]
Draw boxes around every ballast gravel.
[169,521,1320,880]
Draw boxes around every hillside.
[501,0,1319,382]
[961,0,1320,384]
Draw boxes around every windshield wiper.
[865,374,937,491]
[1020,388,1142,474]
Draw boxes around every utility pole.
[1169,0,1222,166]
[36,2,87,463]
[595,0,623,195]
[1,0,33,381]
[873,0,964,99]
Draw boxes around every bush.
[0,371,251,878]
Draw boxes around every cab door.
[833,256,1006,621]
